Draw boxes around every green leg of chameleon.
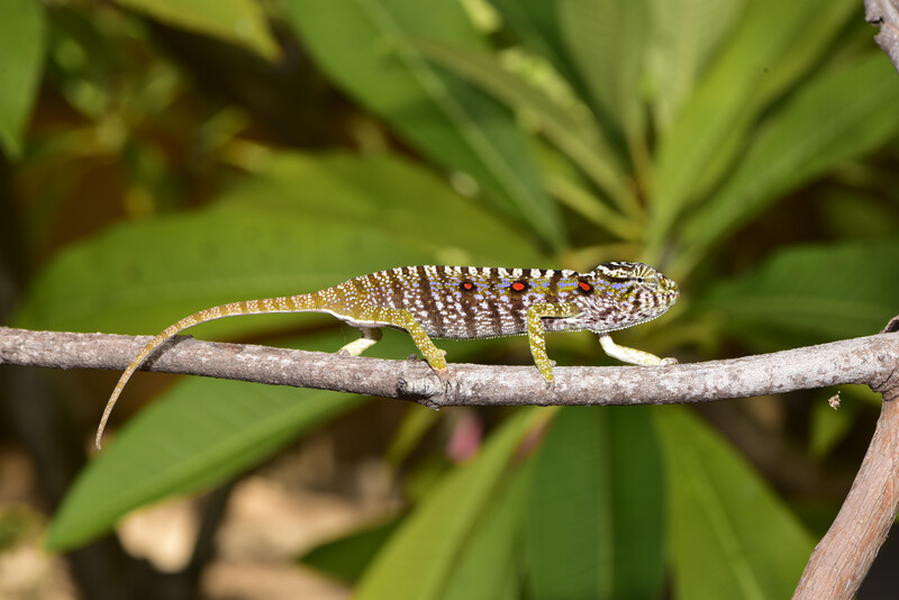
[338,327,383,356]
[526,302,578,381]
[598,334,677,366]
[376,308,447,372]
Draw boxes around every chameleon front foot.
[535,359,556,382]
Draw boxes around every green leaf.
[487,0,585,95]
[355,408,543,599]
[300,517,404,583]
[699,241,899,344]
[414,39,634,216]
[648,0,856,256]
[14,152,542,335]
[0,0,45,159]
[525,407,664,600]
[441,460,530,600]
[646,0,746,131]
[558,0,649,152]
[111,0,278,59]
[677,52,899,275]
[654,407,814,599]
[283,0,564,249]
[46,379,364,551]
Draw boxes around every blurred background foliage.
[2,0,899,598]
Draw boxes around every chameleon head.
[579,262,679,332]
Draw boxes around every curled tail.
[96,294,319,449]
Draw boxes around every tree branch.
[866,0,899,73]
[3,322,899,598]
[793,316,899,599]
[1,325,897,407]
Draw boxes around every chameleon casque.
[96,262,678,447]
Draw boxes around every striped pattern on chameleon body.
[96,261,678,448]
[331,263,678,339]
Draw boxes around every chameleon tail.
[95,293,319,449]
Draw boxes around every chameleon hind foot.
[338,328,382,356]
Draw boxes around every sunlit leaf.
[677,52,899,275]
[415,39,632,215]
[14,152,543,335]
[648,0,856,257]
[646,0,746,131]
[487,0,585,94]
[112,0,278,59]
[558,0,649,151]
[284,0,565,249]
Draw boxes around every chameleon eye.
[639,274,659,289]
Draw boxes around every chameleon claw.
[434,367,454,396]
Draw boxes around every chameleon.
[96,262,678,448]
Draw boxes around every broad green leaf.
[699,241,899,344]
[442,459,530,600]
[646,0,746,131]
[0,0,45,158]
[544,174,642,241]
[558,0,649,154]
[355,408,544,599]
[655,407,814,599]
[112,0,278,59]
[676,52,899,276]
[414,39,634,216]
[300,517,404,583]
[487,0,586,96]
[525,407,664,600]
[46,378,365,551]
[648,0,856,257]
[284,0,564,249]
[14,152,542,335]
